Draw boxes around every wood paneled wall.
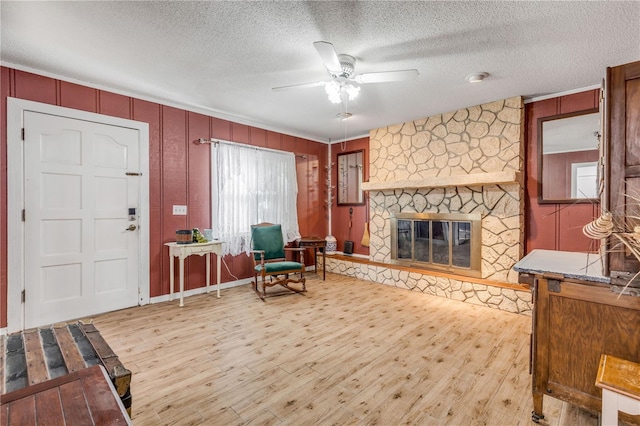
[525,89,601,253]
[0,66,605,328]
[330,137,370,255]
[0,67,327,328]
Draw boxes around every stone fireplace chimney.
[363,97,524,284]
[325,97,530,314]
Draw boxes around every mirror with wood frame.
[337,150,364,205]
[538,109,600,203]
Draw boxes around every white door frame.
[7,97,150,333]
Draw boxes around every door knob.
[126,224,137,231]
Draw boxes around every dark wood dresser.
[514,250,640,424]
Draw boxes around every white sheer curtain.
[212,142,300,256]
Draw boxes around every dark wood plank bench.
[1,364,131,425]
[1,321,132,416]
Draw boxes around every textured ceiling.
[1,1,639,143]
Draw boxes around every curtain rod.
[195,138,306,158]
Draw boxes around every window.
[212,142,300,256]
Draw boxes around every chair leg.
[262,276,267,300]
[253,273,266,301]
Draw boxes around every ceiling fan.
[273,41,419,104]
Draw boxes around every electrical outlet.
[173,205,187,215]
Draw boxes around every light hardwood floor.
[90,273,601,425]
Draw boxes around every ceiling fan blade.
[313,41,342,74]
[272,81,326,91]
[355,69,419,84]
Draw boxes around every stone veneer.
[320,257,532,315]
[332,97,530,315]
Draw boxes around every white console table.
[165,241,224,307]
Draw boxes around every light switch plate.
[173,205,187,215]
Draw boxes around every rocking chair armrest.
[284,248,305,253]
[284,247,304,265]
[250,250,266,264]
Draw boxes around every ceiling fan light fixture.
[337,112,353,120]
[325,81,343,104]
[344,83,360,100]
[324,81,360,104]
[337,54,356,79]
[466,72,489,83]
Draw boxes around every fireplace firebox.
[390,212,482,277]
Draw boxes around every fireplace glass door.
[392,213,480,277]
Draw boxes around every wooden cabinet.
[605,60,640,285]
[531,276,640,424]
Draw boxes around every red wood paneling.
[211,117,231,140]
[13,70,57,104]
[132,99,163,297]
[295,138,310,238]
[250,127,266,148]
[231,122,250,145]
[558,202,601,252]
[186,112,211,290]
[281,135,296,153]
[266,131,282,150]
[306,141,325,237]
[559,90,599,114]
[525,89,600,254]
[98,91,130,119]
[161,106,188,294]
[296,154,310,237]
[59,81,97,112]
[0,66,338,328]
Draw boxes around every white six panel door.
[24,111,140,328]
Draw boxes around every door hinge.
[21,290,25,303]
[21,128,25,141]
[125,172,142,176]
[548,279,561,293]
[21,209,25,222]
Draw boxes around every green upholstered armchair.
[250,223,305,300]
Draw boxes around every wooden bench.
[595,354,640,426]
[1,364,131,425]
[1,321,132,416]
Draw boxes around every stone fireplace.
[325,96,532,315]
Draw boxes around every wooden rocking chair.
[250,223,306,300]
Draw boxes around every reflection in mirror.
[539,110,600,202]
[337,150,364,205]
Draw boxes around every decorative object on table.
[176,229,192,244]
[582,211,614,240]
[582,195,640,296]
[203,228,213,241]
[192,228,208,243]
[325,235,337,254]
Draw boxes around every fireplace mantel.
[361,170,521,192]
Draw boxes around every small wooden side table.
[165,241,224,306]
[298,237,326,280]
